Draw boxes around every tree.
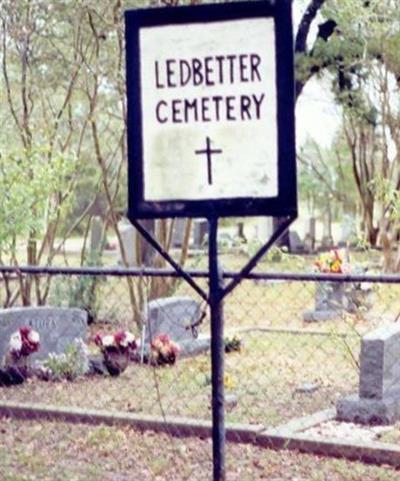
[0,0,334,311]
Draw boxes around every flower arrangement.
[150,334,180,366]
[314,249,351,274]
[1,326,40,384]
[94,331,137,354]
[224,335,242,353]
[9,326,40,358]
[94,331,137,376]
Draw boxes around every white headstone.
[172,218,187,248]
[118,221,137,267]
[256,217,273,242]
[90,216,103,254]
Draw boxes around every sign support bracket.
[222,214,295,298]
[131,215,295,481]
[130,218,208,302]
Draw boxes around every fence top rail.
[0,265,400,284]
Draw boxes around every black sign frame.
[125,0,296,220]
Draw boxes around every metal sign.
[125,0,296,219]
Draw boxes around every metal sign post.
[208,217,225,481]
[125,2,296,480]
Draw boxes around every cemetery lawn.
[0,332,360,427]
[380,424,400,444]
[0,417,398,481]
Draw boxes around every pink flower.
[9,327,40,356]
[151,334,180,366]
[94,331,137,353]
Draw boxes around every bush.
[37,339,90,381]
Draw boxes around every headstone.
[337,323,400,425]
[304,217,316,252]
[0,307,87,363]
[321,211,334,248]
[273,217,290,249]
[140,219,156,266]
[118,221,137,266]
[218,231,234,248]
[256,217,273,242]
[303,281,346,322]
[288,230,304,253]
[192,219,208,249]
[90,216,103,254]
[338,214,356,247]
[236,222,247,243]
[142,296,209,358]
[171,218,186,248]
[118,219,156,266]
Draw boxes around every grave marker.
[90,216,103,254]
[118,221,137,266]
[142,297,209,357]
[337,323,400,425]
[193,219,208,249]
[172,218,187,248]
[0,307,87,362]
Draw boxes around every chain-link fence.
[0,267,400,480]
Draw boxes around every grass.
[380,424,400,444]
[0,417,398,481]
[1,248,399,479]
[0,331,360,427]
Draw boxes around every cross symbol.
[194,136,223,185]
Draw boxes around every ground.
[1,248,399,479]
[0,418,398,481]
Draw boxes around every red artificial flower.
[94,333,103,347]
[18,326,40,356]
[114,331,126,346]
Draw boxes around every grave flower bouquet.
[150,334,180,366]
[2,326,41,383]
[314,249,351,274]
[9,326,40,358]
[94,331,137,376]
[94,331,138,355]
[311,249,374,314]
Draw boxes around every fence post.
[208,217,225,481]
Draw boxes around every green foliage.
[40,339,89,381]
[49,273,103,324]
[370,176,400,223]
[243,240,288,263]
[49,250,105,322]
[298,137,358,216]
[0,146,77,254]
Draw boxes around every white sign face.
[140,18,277,201]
